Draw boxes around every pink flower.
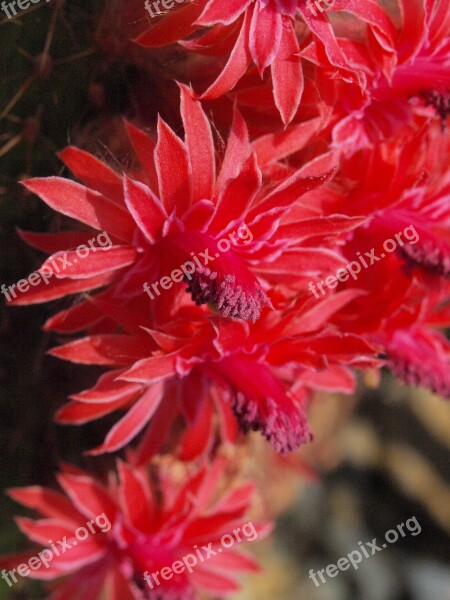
[134,0,396,124]
[326,0,450,152]
[307,129,450,396]
[51,290,379,460]
[14,86,336,327]
[0,460,270,600]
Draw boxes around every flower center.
[169,232,270,322]
[420,90,450,122]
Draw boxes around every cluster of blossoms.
[2,0,449,598]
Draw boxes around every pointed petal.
[49,335,146,367]
[253,117,323,167]
[179,83,216,203]
[271,18,303,125]
[89,384,164,453]
[71,370,143,405]
[135,0,208,47]
[201,13,251,100]
[178,399,215,460]
[120,352,179,383]
[215,105,251,192]
[155,117,192,214]
[197,0,251,26]
[17,230,97,254]
[56,473,116,522]
[7,487,83,522]
[7,272,116,306]
[133,395,177,465]
[249,3,282,74]
[55,397,132,425]
[23,178,135,242]
[40,246,137,280]
[210,152,261,232]
[249,169,334,220]
[255,248,346,276]
[123,176,167,243]
[15,517,77,545]
[117,461,155,531]
[58,147,124,205]
[124,120,158,190]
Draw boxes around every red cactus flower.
[320,0,450,152]
[133,0,396,124]
[0,460,270,600]
[302,129,450,397]
[13,86,336,327]
[51,288,380,461]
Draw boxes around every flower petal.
[58,147,124,205]
[123,175,167,243]
[179,83,216,203]
[249,3,282,74]
[23,178,135,242]
[155,117,192,214]
[88,384,164,453]
[271,17,303,125]
[56,473,116,522]
[201,13,252,100]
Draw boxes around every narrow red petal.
[117,461,155,531]
[253,117,323,167]
[7,487,83,522]
[135,0,208,47]
[120,352,179,383]
[49,335,146,367]
[271,18,303,125]
[40,246,137,280]
[58,147,124,205]
[197,0,251,26]
[123,175,167,243]
[133,396,177,466]
[6,272,116,306]
[249,3,282,74]
[89,384,163,453]
[155,117,192,214]
[17,230,97,254]
[23,178,135,242]
[210,152,261,232]
[179,83,216,203]
[55,397,131,425]
[16,517,76,545]
[56,473,116,522]
[201,14,251,100]
[215,105,251,192]
[124,120,158,191]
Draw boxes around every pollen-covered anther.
[134,572,196,600]
[232,393,313,454]
[388,356,450,399]
[185,267,269,323]
[401,240,450,278]
[420,89,450,122]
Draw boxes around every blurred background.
[1,2,449,599]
